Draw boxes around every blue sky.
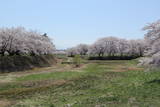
[0,0,159,49]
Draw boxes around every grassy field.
[0,60,160,107]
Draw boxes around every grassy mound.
[0,55,56,72]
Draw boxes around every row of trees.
[0,27,55,56]
[67,19,160,67]
[67,37,146,58]
[1,20,159,66]
[67,44,89,57]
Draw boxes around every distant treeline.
[67,37,146,60]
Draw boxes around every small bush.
[73,55,81,67]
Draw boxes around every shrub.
[73,55,81,67]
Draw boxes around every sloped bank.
[0,55,57,73]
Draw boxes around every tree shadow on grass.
[147,79,160,84]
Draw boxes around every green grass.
[16,71,81,81]
[0,60,160,107]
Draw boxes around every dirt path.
[0,64,70,83]
[0,63,88,84]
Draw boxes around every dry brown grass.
[0,100,12,107]
[21,79,67,88]
[0,79,67,100]
[0,64,72,84]
[109,65,144,72]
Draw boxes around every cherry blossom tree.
[88,36,146,58]
[76,44,89,55]
[66,47,78,57]
[88,41,105,57]
[0,27,55,56]
[116,39,128,56]
[140,20,160,67]
[88,37,119,57]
